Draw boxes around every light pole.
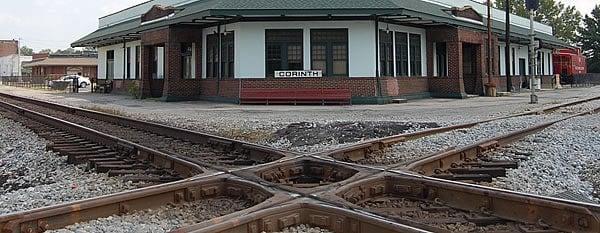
[526,0,539,104]
[505,0,512,92]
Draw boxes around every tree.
[20,46,33,56]
[577,5,600,73]
[495,0,527,18]
[495,0,582,43]
[38,49,53,54]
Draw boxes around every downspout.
[374,16,382,98]
[216,24,222,96]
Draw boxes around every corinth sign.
[274,70,323,78]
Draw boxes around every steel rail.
[404,106,600,177]
[0,176,290,233]
[316,95,600,163]
[0,93,296,172]
[0,99,206,178]
[326,173,600,233]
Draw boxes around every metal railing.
[0,75,76,93]
[572,73,600,87]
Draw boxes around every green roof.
[72,0,568,48]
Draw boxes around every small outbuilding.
[24,53,98,79]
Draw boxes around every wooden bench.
[240,88,351,105]
[93,80,113,93]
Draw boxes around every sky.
[0,0,597,52]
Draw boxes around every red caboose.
[553,48,587,83]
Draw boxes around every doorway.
[462,43,479,95]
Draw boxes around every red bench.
[240,88,351,105]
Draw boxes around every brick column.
[162,42,181,98]
[140,45,153,98]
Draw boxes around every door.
[519,58,526,76]
[519,58,527,88]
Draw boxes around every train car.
[553,48,587,84]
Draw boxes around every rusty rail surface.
[319,95,600,163]
[0,91,599,233]
[0,175,290,233]
[177,198,429,233]
[405,106,600,181]
[0,92,295,172]
[0,99,206,179]
[327,173,600,233]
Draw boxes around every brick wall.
[162,76,432,101]
[140,26,204,100]
[384,77,429,97]
[240,78,378,97]
[0,40,18,57]
[110,79,139,94]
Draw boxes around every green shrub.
[127,81,140,98]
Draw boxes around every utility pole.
[529,9,537,104]
[16,38,22,81]
[526,0,539,104]
[485,0,494,96]
[505,0,512,92]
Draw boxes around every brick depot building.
[24,53,98,79]
[72,0,567,103]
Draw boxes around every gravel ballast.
[1,86,599,154]
[50,198,252,233]
[487,113,600,203]
[0,116,141,215]
[358,100,600,165]
[270,121,439,153]
[264,224,334,233]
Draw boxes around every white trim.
[140,13,175,26]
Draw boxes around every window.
[106,50,114,79]
[541,51,545,75]
[181,43,193,79]
[135,46,140,79]
[409,34,422,76]
[379,30,393,76]
[537,51,542,75]
[222,33,234,78]
[435,43,447,77]
[395,32,408,76]
[547,53,551,75]
[311,29,348,77]
[206,34,218,78]
[498,46,502,75]
[265,29,303,77]
[126,47,131,79]
[512,47,516,75]
[206,32,235,78]
[153,47,164,79]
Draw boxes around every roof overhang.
[72,4,569,49]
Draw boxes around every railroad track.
[319,96,600,168]
[403,105,600,183]
[0,92,599,233]
[0,93,293,172]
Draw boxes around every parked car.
[48,75,92,88]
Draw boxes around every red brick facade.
[132,24,508,103]
[31,66,97,79]
[0,40,18,57]
[140,26,203,100]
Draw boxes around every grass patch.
[82,105,127,117]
